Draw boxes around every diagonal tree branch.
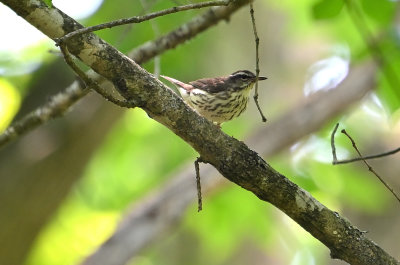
[0,0,250,149]
[2,1,398,265]
[59,43,135,108]
[82,62,377,265]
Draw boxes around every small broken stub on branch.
[194,157,205,212]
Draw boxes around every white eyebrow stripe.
[231,72,253,78]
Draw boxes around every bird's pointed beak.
[257,76,268,81]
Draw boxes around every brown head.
[226,70,267,91]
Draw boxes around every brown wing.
[189,77,227,94]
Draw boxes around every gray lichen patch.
[295,189,324,212]
[78,39,105,68]
[26,6,65,38]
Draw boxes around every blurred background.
[1,0,400,264]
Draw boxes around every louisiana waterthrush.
[161,70,267,126]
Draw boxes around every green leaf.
[312,0,344,20]
[361,0,396,25]
[43,0,52,8]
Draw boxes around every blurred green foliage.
[312,0,344,20]
[360,0,396,25]
[1,0,399,264]
[0,78,20,131]
[78,109,197,210]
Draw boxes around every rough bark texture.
[1,0,399,265]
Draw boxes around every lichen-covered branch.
[2,1,398,265]
[59,44,135,108]
[82,63,377,265]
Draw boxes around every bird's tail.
[160,75,192,92]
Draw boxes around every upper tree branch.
[57,0,231,42]
[0,0,249,148]
[2,1,398,264]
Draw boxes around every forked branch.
[331,123,400,204]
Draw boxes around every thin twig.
[249,3,267,122]
[331,123,400,164]
[59,44,135,108]
[56,0,231,43]
[331,123,340,163]
[140,0,162,77]
[194,157,204,212]
[335,147,400,164]
[340,128,400,204]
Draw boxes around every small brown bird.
[161,70,267,126]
